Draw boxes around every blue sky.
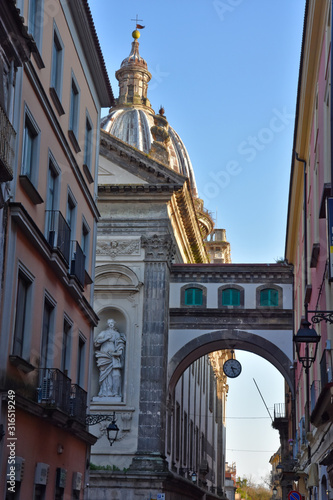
[89,0,305,484]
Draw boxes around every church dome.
[101,32,198,195]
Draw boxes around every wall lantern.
[272,486,278,498]
[106,417,119,446]
[293,320,321,371]
[86,411,119,446]
[191,472,197,483]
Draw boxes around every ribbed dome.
[101,32,198,195]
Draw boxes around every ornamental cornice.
[174,183,210,264]
[141,234,175,264]
[170,263,293,283]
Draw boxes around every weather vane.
[131,14,145,30]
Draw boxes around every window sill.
[32,48,45,70]
[9,355,36,373]
[49,87,65,116]
[19,175,43,204]
[83,163,94,184]
[68,129,81,153]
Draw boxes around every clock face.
[223,359,242,378]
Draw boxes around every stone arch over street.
[167,328,294,397]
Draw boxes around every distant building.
[0,1,113,498]
[285,1,333,499]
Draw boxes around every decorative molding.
[141,234,175,263]
[96,239,140,258]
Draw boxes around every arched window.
[222,288,240,306]
[260,288,279,307]
[184,287,203,306]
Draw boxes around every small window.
[69,75,80,137]
[184,287,203,306]
[84,114,93,169]
[21,107,40,184]
[13,271,32,358]
[260,288,279,307]
[222,288,240,306]
[28,0,43,51]
[77,334,86,387]
[81,217,90,271]
[51,24,64,99]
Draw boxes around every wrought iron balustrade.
[70,384,87,423]
[46,210,71,264]
[69,240,85,287]
[0,103,15,181]
[37,368,72,414]
[274,403,287,419]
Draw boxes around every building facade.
[88,30,231,500]
[0,1,113,498]
[285,1,333,499]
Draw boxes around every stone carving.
[141,234,175,263]
[94,319,126,398]
[96,239,140,258]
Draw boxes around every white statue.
[94,319,126,398]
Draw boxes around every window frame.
[50,22,64,102]
[45,150,61,237]
[69,72,80,139]
[256,285,283,308]
[21,105,41,186]
[81,216,90,272]
[77,332,86,388]
[12,266,34,360]
[83,111,93,170]
[40,292,56,369]
[28,0,44,52]
[218,285,244,308]
[61,315,72,377]
[180,283,207,308]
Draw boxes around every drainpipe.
[331,0,333,197]
[295,153,308,322]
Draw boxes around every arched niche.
[94,263,142,292]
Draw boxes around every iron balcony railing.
[320,349,333,387]
[46,210,71,264]
[70,384,87,423]
[37,368,72,414]
[274,403,287,419]
[0,103,15,181]
[310,380,321,413]
[70,240,85,287]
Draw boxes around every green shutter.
[185,288,203,305]
[222,288,240,306]
[260,288,278,306]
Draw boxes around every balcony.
[46,210,71,264]
[37,368,72,414]
[311,349,333,427]
[0,103,15,182]
[70,384,87,424]
[69,240,85,288]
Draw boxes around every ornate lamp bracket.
[309,311,333,325]
[86,412,116,426]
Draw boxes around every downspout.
[331,0,333,197]
[295,153,308,322]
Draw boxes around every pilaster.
[129,234,174,472]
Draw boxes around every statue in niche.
[94,319,126,398]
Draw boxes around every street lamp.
[106,417,119,446]
[272,485,278,498]
[293,319,321,470]
[86,411,119,446]
[293,320,320,371]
